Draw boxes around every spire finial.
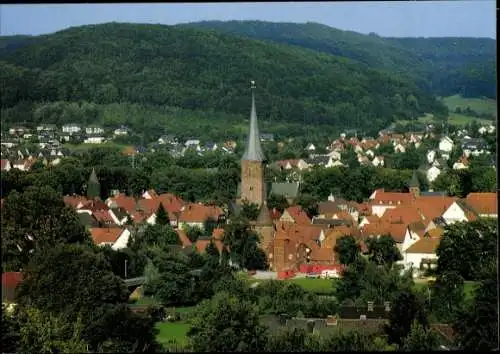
[250,80,256,89]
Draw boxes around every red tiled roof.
[212,228,224,240]
[465,193,497,215]
[90,228,123,245]
[93,210,116,225]
[108,194,136,214]
[405,236,441,254]
[80,198,109,212]
[179,203,224,223]
[63,195,88,209]
[0,159,10,170]
[195,238,224,254]
[381,205,424,225]
[370,189,413,205]
[270,208,281,220]
[283,205,311,225]
[175,229,192,248]
[413,196,458,220]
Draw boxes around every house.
[84,136,106,144]
[0,159,12,171]
[427,150,436,164]
[62,123,82,134]
[260,133,275,142]
[306,143,316,152]
[185,139,201,150]
[280,205,311,225]
[394,143,406,153]
[275,159,309,171]
[368,189,413,217]
[401,229,443,276]
[90,228,131,250]
[178,203,224,230]
[426,166,441,183]
[36,124,57,132]
[327,150,342,161]
[461,138,488,157]
[441,201,473,225]
[113,126,130,136]
[478,124,495,134]
[365,149,375,158]
[452,156,469,170]
[438,136,454,153]
[269,182,301,205]
[372,156,384,167]
[204,142,218,152]
[158,134,178,145]
[85,125,105,135]
[8,126,28,136]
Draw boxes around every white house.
[438,136,454,153]
[329,160,345,167]
[365,149,375,158]
[426,166,441,182]
[394,143,406,153]
[426,150,436,164]
[327,150,342,161]
[402,237,440,276]
[90,227,131,250]
[0,159,12,171]
[372,156,385,167]
[62,123,82,134]
[86,125,105,135]
[306,143,316,152]
[442,202,469,224]
[478,124,495,135]
[84,136,106,144]
[113,127,130,136]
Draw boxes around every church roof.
[409,171,419,188]
[242,89,265,162]
[89,167,99,184]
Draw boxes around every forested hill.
[0,22,445,134]
[182,21,496,99]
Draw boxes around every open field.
[155,321,190,346]
[62,142,130,152]
[397,112,492,127]
[441,94,497,116]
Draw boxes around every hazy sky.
[0,2,496,38]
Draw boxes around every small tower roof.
[89,168,99,184]
[242,81,265,162]
[409,171,420,188]
[256,202,273,226]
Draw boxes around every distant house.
[372,156,385,167]
[365,149,375,158]
[158,134,178,145]
[478,124,495,135]
[438,136,454,153]
[85,125,105,135]
[426,166,441,183]
[452,156,469,170]
[306,143,316,152]
[84,136,106,144]
[327,150,342,161]
[260,133,275,142]
[36,124,57,132]
[185,139,201,150]
[461,138,488,157]
[394,143,406,153]
[90,228,131,250]
[8,126,28,136]
[427,150,436,164]
[204,142,218,152]
[62,123,82,134]
[113,126,130,136]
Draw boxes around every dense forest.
[0,22,447,137]
[183,21,496,99]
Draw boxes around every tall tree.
[402,320,440,352]
[187,292,268,352]
[155,203,170,225]
[366,234,402,268]
[334,235,360,266]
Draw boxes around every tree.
[203,216,218,237]
[139,224,181,249]
[453,264,498,351]
[431,271,465,322]
[187,292,268,352]
[385,291,429,346]
[17,307,88,354]
[366,234,402,268]
[321,330,378,351]
[222,216,261,269]
[267,193,289,213]
[1,304,20,353]
[402,320,440,351]
[334,235,360,266]
[184,225,204,243]
[265,327,319,352]
[155,203,170,225]
[15,243,159,351]
[241,201,260,221]
[295,193,318,218]
[1,186,90,271]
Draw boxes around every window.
[249,186,254,191]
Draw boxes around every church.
[235,82,343,273]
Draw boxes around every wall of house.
[442,203,467,224]
[401,229,420,252]
[371,205,396,217]
[178,221,204,230]
[403,252,437,274]
[112,229,131,250]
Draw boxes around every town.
[1,3,498,353]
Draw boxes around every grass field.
[155,321,190,346]
[441,94,497,116]
[62,142,130,152]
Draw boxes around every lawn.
[441,94,497,116]
[286,277,338,295]
[62,142,130,152]
[155,321,190,346]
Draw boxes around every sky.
[0,2,496,39]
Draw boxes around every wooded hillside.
[0,22,446,135]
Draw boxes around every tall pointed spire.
[86,168,101,199]
[242,80,265,162]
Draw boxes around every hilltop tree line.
[185,21,496,99]
[0,22,447,135]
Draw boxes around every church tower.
[409,170,420,199]
[240,81,266,206]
